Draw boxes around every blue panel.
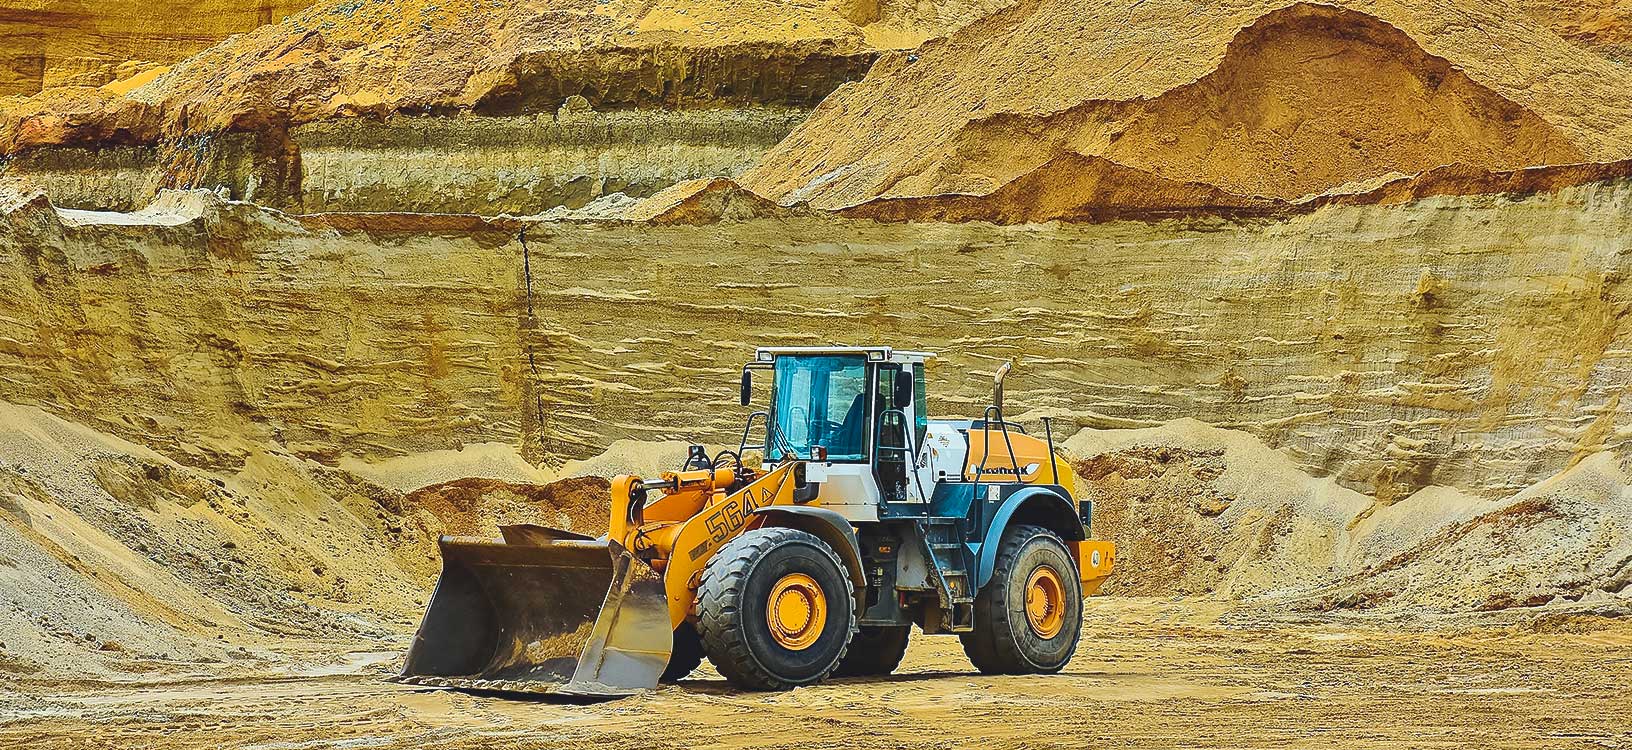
[928,482,977,522]
[973,487,1081,589]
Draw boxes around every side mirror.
[893,370,912,408]
[739,369,752,406]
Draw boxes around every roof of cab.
[752,346,935,363]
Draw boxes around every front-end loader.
[397,347,1116,695]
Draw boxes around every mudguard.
[974,486,1085,589]
[751,505,867,609]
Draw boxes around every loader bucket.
[395,528,672,698]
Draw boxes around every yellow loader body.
[398,346,1120,697]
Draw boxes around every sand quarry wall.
[0,0,1003,214]
[0,0,315,96]
[6,1,1627,218]
[1,180,1630,502]
[4,107,809,214]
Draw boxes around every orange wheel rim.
[767,573,828,650]
[1025,565,1066,639]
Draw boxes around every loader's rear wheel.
[661,621,705,682]
[832,625,910,677]
[960,525,1081,675]
[698,527,855,690]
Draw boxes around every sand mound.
[338,442,558,493]
[744,0,1632,213]
[1522,0,1632,62]
[835,153,1280,223]
[621,177,802,224]
[558,439,695,481]
[0,0,1012,155]
[1069,419,1632,612]
[0,401,416,682]
[0,401,651,682]
[403,476,612,537]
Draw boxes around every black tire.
[960,525,1082,675]
[831,625,910,677]
[661,621,705,682]
[697,527,856,690]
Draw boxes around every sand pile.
[617,177,802,224]
[0,0,1012,155]
[0,401,416,682]
[0,401,672,682]
[401,477,612,537]
[1522,0,1632,62]
[743,0,1632,218]
[1069,419,1632,613]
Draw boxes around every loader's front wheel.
[960,524,1082,675]
[698,527,855,690]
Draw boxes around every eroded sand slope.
[1072,420,1632,611]
[0,400,642,683]
[745,0,1632,213]
[0,0,1012,154]
[1523,0,1632,62]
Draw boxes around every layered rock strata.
[3,178,1628,500]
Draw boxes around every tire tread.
[697,527,855,690]
[959,524,1081,675]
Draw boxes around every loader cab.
[741,346,933,520]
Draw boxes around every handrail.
[1042,416,1059,486]
[737,411,769,456]
[738,410,799,465]
[971,404,1025,534]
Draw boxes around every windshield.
[770,354,868,462]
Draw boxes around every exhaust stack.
[993,360,1013,416]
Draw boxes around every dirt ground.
[3,403,1629,749]
[4,597,1629,750]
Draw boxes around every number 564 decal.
[691,472,789,561]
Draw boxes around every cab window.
[913,365,928,449]
[770,355,868,462]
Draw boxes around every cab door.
[874,363,930,504]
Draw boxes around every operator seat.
[831,392,867,459]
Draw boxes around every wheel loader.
[397,347,1116,695]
